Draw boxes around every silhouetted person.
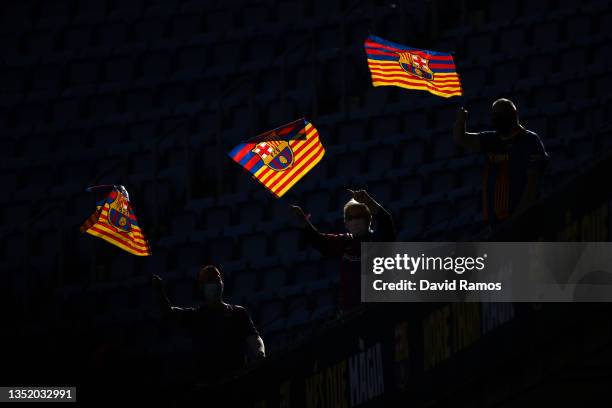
[453,98,549,227]
[291,189,396,313]
[152,265,265,384]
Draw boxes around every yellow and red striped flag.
[364,35,463,98]
[228,118,325,198]
[80,185,152,256]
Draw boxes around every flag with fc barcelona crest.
[80,185,152,256]
[364,35,463,98]
[228,118,325,198]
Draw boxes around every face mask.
[202,283,223,301]
[492,113,515,134]
[345,219,369,237]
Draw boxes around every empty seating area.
[2,0,612,353]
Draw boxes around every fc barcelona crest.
[252,134,294,171]
[107,191,132,233]
[398,52,434,81]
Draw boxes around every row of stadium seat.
[3,94,608,190]
[3,30,610,103]
[2,47,610,138]
[4,0,610,36]
[1,0,358,33]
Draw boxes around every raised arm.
[152,274,173,316]
[289,205,347,256]
[348,189,396,240]
[152,274,194,324]
[453,107,481,152]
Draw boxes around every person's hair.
[343,199,371,221]
[492,98,518,113]
[196,265,223,286]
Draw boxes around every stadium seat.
[568,133,594,160]
[403,109,429,130]
[292,260,318,284]
[30,23,62,54]
[367,144,395,173]
[140,51,173,79]
[52,97,82,123]
[335,152,363,177]
[177,43,210,73]
[202,205,233,230]
[231,270,258,299]
[170,14,203,39]
[240,4,270,29]
[171,211,198,236]
[499,25,526,55]
[124,88,155,113]
[395,172,424,202]
[286,308,310,329]
[62,26,94,51]
[398,138,427,169]
[566,15,592,39]
[96,21,129,47]
[494,59,521,84]
[371,114,400,137]
[0,67,26,94]
[277,0,304,20]
[75,0,108,19]
[423,193,451,225]
[273,229,302,257]
[103,55,135,83]
[367,178,394,205]
[134,17,168,43]
[259,299,284,327]
[460,164,483,188]
[206,10,235,33]
[337,120,367,144]
[460,65,487,91]
[527,54,554,79]
[172,279,196,304]
[430,130,456,160]
[488,1,518,22]
[108,0,144,18]
[522,0,552,16]
[311,302,335,321]
[531,85,557,108]
[144,247,168,277]
[88,92,120,119]
[398,205,425,238]
[240,233,268,259]
[362,87,389,114]
[430,169,455,193]
[0,167,18,194]
[598,9,612,35]
[531,21,559,48]
[174,244,204,275]
[466,33,494,60]
[262,267,287,291]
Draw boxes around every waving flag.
[364,35,462,98]
[80,185,152,256]
[228,118,325,198]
